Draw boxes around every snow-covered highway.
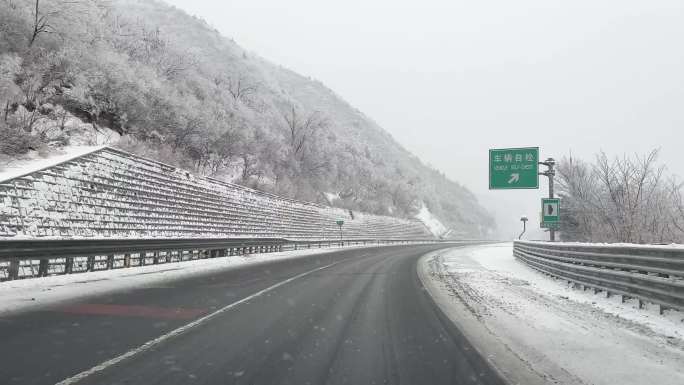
[3,241,682,385]
[0,243,505,385]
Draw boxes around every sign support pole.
[539,158,556,241]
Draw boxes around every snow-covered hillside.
[415,203,448,237]
[0,0,494,238]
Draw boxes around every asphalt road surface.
[0,244,505,385]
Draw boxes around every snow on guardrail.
[514,240,684,312]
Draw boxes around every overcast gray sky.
[166,0,683,238]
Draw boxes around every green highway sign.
[540,221,560,229]
[489,147,539,189]
[541,198,560,227]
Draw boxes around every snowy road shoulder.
[0,245,370,317]
[420,243,684,385]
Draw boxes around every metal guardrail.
[514,240,684,313]
[0,237,460,281]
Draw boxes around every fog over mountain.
[164,0,684,240]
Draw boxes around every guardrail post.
[38,258,49,277]
[8,259,19,280]
[65,257,74,274]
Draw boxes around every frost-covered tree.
[557,150,684,243]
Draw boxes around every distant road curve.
[0,244,505,385]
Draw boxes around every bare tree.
[28,0,93,47]
[29,0,53,47]
[171,115,202,150]
[227,75,257,104]
[240,153,259,181]
[283,106,328,161]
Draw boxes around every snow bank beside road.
[468,243,684,337]
[422,243,684,385]
[0,245,369,317]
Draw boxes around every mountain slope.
[0,0,494,237]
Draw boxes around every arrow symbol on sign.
[508,173,520,184]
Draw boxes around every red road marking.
[58,304,207,320]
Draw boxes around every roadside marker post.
[336,219,344,245]
[519,216,528,240]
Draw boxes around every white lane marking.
[56,261,341,385]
